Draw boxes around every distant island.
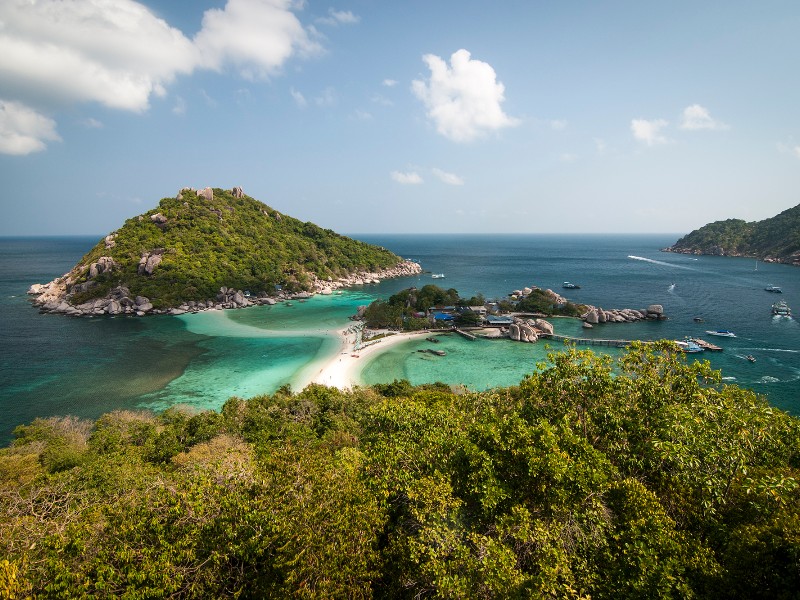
[663,203,800,265]
[27,186,420,316]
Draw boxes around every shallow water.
[1,234,797,444]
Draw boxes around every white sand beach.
[309,327,430,390]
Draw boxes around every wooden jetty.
[689,338,723,351]
[453,328,477,341]
[541,334,636,348]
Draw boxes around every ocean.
[1,234,798,444]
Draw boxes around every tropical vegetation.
[2,342,798,598]
[67,188,403,308]
[667,203,800,264]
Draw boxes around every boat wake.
[628,255,695,270]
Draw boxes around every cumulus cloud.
[391,171,423,184]
[432,168,464,185]
[631,118,669,146]
[412,49,519,142]
[316,8,360,26]
[0,99,61,155]
[382,79,398,87]
[194,0,322,80]
[0,0,325,153]
[0,0,197,113]
[680,104,728,131]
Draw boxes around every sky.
[1,0,799,236]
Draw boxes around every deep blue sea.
[1,234,798,444]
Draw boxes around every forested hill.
[663,203,800,265]
[35,187,407,309]
[2,343,799,597]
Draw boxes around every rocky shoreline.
[661,245,800,266]
[27,260,422,318]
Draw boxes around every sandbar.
[308,327,431,390]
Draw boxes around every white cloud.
[80,117,104,129]
[412,49,519,142]
[290,87,308,108]
[432,168,464,185]
[550,119,568,130]
[0,99,61,155]
[172,96,186,116]
[631,118,669,146]
[680,104,729,131]
[0,0,197,112]
[382,79,398,87]
[194,0,322,80]
[391,171,423,184]
[315,87,336,107]
[316,8,360,26]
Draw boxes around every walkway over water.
[541,333,638,348]
[453,328,477,341]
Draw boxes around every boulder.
[647,304,664,315]
[138,252,163,276]
[198,187,214,201]
[150,213,168,225]
[232,186,244,198]
[533,319,554,335]
[584,308,599,324]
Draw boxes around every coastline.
[308,328,431,390]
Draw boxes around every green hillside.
[2,343,799,598]
[665,204,800,265]
[66,187,403,308]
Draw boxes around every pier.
[541,334,636,348]
[453,328,477,341]
[689,338,723,351]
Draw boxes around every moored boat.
[432,273,445,279]
[562,281,581,289]
[764,285,782,293]
[675,340,704,353]
[705,330,736,338]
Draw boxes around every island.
[662,202,800,265]
[27,186,421,316]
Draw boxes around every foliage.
[1,345,799,598]
[68,188,404,307]
[669,203,800,261]
[516,289,586,317]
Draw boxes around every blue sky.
[1,0,799,236]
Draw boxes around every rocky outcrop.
[88,256,117,279]
[150,213,168,227]
[232,186,244,198]
[29,259,422,318]
[581,304,664,325]
[507,317,553,343]
[137,250,164,276]
[198,187,214,201]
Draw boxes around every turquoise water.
[1,235,798,443]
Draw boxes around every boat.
[432,273,445,279]
[765,285,783,293]
[693,316,704,323]
[745,355,756,363]
[772,300,792,317]
[582,322,593,329]
[705,330,737,338]
[562,281,581,289]
[675,340,704,353]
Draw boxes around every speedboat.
[772,301,792,317]
[562,281,581,289]
[675,340,704,353]
[745,355,756,363]
[764,285,782,293]
[432,273,445,279]
[705,330,737,338]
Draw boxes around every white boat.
[432,273,445,279]
[772,301,792,317]
[675,340,704,353]
[705,330,736,338]
[562,281,581,289]
[765,285,782,293]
